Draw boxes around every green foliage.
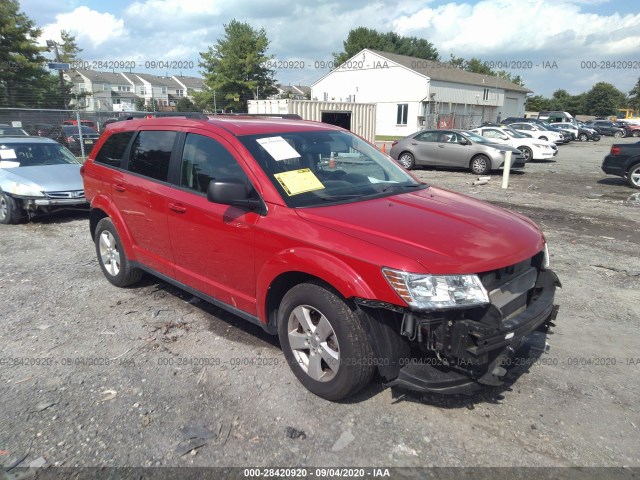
[59,30,83,64]
[199,19,277,112]
[628,77,640,112]
[525,95,550,112]
[333,27,439,66]
[134,97,146,111]
[0,0,50,108]
[447,55,525,87]
[176,96,198,112]
[584,82,627,117]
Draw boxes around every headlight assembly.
[11,182,44,197]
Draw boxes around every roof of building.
[172,75,205,90]
[72,69,132,86]
[277,84,311,96]
[128,73,183,88]
[368,50,531,93]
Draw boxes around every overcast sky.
[20,0,640,98]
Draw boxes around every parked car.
[390,129,526,174]
[82,116,559,400]
[601,140,640,189]
[502,118,570,144]
[47,125,101,155]
[24,123,54,137]
[62,119,98,131]
[554,122,601,142]
[0,126,29,136]
[613,121,640,138]
[584,120,626,138]
[548,122,579,140]
[507,122,565,144]
[0,137,87,224]
[469,126,557,161]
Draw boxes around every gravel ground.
[1,135,639,476]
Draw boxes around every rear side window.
[95,131,134,168]
[128,130,177,182]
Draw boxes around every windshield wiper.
[319,194,363,201]
[381,183,426,193]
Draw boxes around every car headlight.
[533,143,547,148]
[382,268,490,310]
[11,182,44,197]
[542,243,550,270]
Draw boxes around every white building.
[311,49,531,137]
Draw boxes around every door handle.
[114,184,125,192]
[168,203,187,213]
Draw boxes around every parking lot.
[1,135,639,471]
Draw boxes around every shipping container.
[248,99,376,143]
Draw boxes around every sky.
[19,0,640,98]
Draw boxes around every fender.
[256,247,379,322]
[89,193,138,262]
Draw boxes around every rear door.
[111,129,178,277]
[166,131,260,316]
[410,131,441,166]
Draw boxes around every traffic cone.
[381,142,387,153]
[329,156,336,169]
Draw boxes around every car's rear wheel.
[593,135,601,141]
[578,133,588,142]
[0,192,23,225]
[517,146,532,162]
[627,163,640,189]
[613,130,623,138]
[277,282,375,401]
[95,218,143,287]
[632,130,640,137]
[470,155,491,175]
[398,152,415,170]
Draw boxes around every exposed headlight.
[542,243,550,270]
[11,182,44,197]
[382,268,490,310]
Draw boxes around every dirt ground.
[1,135,639,476]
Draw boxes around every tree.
[0,0,50,108]
[333,27,439,66]
[134,97,146,111]
[199,19,277,112]
[58,30,83,64]
[628,77,640,113]
[525,95,550,112]
[584,82,627,117]
[176,96,198,112]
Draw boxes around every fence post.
[501,151,512,189]
[76,108,85,158]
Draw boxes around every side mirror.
[458,138,470,145]
[500,135,509,140]
[207,178,262,211]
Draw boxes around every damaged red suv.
[82,115,560,401]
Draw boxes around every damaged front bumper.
[364,269,561,395]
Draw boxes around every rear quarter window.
[127,130,177,182]
[94,131,134,168]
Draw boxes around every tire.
[633,130,640,138]
[470,154,491,175]
[397,152,415,170]
[627,163,640,189]
[277,282,375,401]
[593,135,601,142]
[613,130,623,138]
[94,218,143,287]
[0,191,23,225]
[517,146,533,162]
[578,133,588,142]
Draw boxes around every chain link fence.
[421,113,485,131]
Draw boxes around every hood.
[2,164,83,192]
[296,187,544,274]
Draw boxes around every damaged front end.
[358,249,561,395]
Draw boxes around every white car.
[469,126,557,161]
[508,122,565,144]
[550,122,579,140]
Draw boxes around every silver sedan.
[390,129,526,175]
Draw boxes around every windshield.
[238,130,425,207]
[0,142,80,167]
[501,128,528,139]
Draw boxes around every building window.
[140,88,146,95]
[161,87,167,94]
[177,89,184,97]
[396,104,408,125]
[323,92,328,101]
[483,88,489,101]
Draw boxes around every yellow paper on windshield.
[273,168,324,196]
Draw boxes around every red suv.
[82,115,560,401]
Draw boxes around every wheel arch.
[89,194,137,261]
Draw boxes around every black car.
[601,141,640,188]
[46,125,100,155]
[24,123,54,136]
[584,120,626,138]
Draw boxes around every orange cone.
[381,142,387,153]
[329,157,336,169]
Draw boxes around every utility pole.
[46,40,67,109]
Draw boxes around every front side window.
[179,133,247,194]
[396,104,408,125]
[239,130,424,208]
[127,130,177,182]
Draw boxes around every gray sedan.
[0,137,87,224]
[390,129,526,175]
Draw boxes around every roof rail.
[210,113,303,120]
[123,112,209,120]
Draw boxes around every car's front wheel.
[0,191,23,225]
[627,163,640,189]
[95,218,143,287]
[398,152,415,170]
[470,155,491,175]
[518,146,532,162]
[613,130,624,138]
[578,133,588,142]
[632,130,640,138]
[277,282,375,401]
